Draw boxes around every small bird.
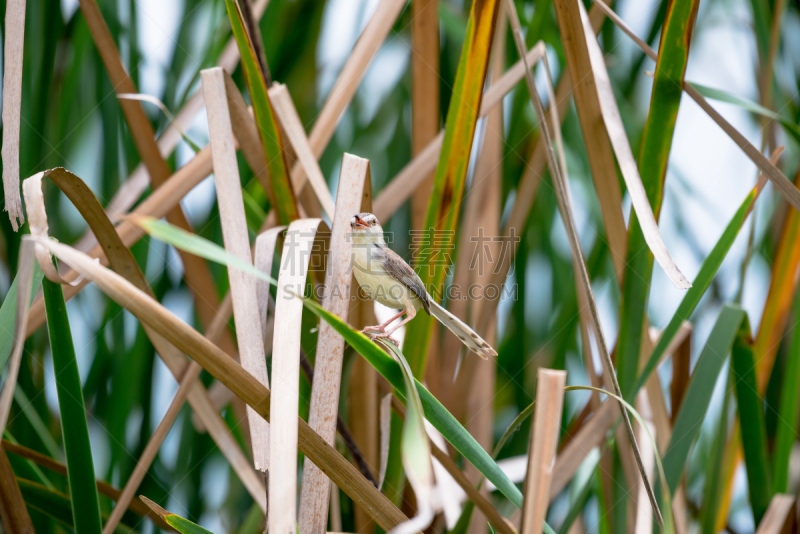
[349,213,497,358]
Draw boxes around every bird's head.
[350,212,385,245]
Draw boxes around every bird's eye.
[371,220,376,225]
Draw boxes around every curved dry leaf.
[254,226,287,342]
[26,146,217,336]
[579,2,690,289]
[24,168,267,512]
[22,173,82,285]
[1,0,27,231]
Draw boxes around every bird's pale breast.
[352,243,415,310]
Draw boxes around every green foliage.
[3,0,800,531]
[41,277,103,534]
[0,263,44,370]
[617,0,701,396]
[731,328,772,522]
[224,0,298,224]
[664,306,747,493]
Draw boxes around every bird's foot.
[369,331,400,346]
[362,324,385,334]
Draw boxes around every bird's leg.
[376,306,417,339]
[362,309,407,334]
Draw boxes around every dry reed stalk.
[219,73,272,197]
[591,0,800,213]
[349,354,379,532]
[520,369,566,534]
[670,331,692,423]
[32,237,410,530]
[550,0,627,276]
[632,412,656,534]
[335,150,379,533]
[299,155,371,534]
[410,0,440,230]
[755,495,797,534]
[0,445,34,534]
[1,0,27,230]
[270,218,327,534]
[573,0,691,288]
[202,67,271,472]
[550,400,616,500]
[329,485,343,534]
[77,0,240,363]
[349,265,379,532]
[21,169,269,510]
[269,84,336,219]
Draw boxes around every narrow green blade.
[630,184,760,399]
[0,262,44,370]
[772,292,800,492]
[42,277,103,534]
[663,305,746,494]
[731,325,772,522]
[617,0,701,394]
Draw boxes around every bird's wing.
[380,246,430,314]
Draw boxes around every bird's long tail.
[428,300,497,358]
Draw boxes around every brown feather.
[379,246,430,315]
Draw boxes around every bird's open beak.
[352,215,367,229]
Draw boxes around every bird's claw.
[369,332,400,346]
[362,325,384,334]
